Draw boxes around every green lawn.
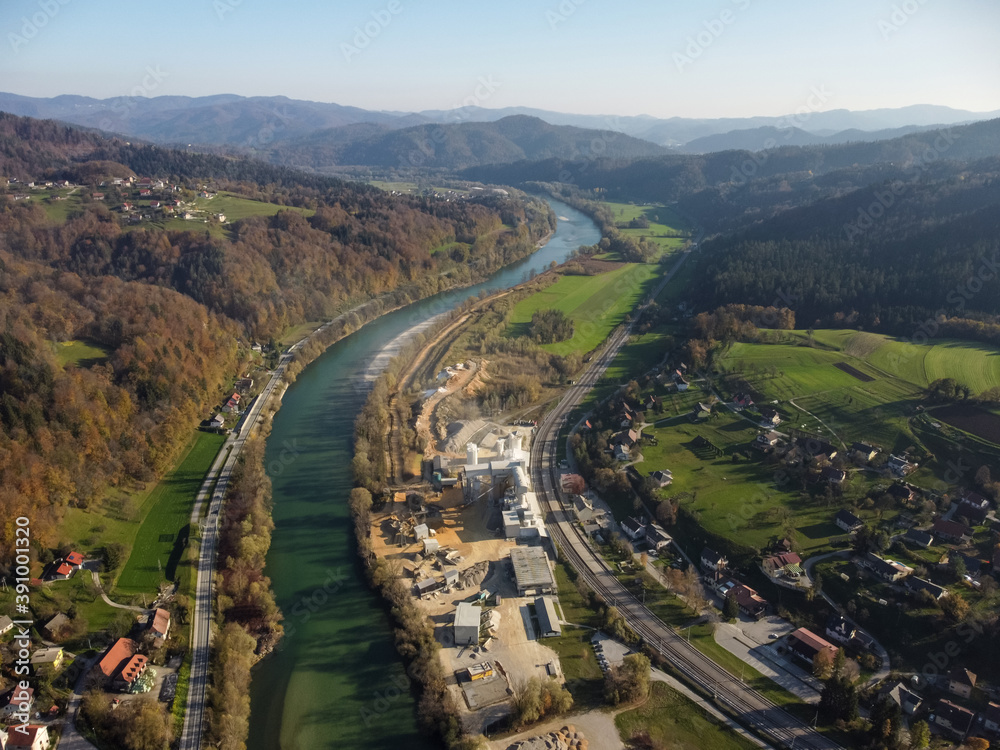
[126,192,314,238]
[507,263,662,355]
[53,339,111,368]
[601,201,692,258]
[615,681,757,750]
[113,430,226,596]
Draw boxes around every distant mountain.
[264,115,669,170]
[677,123,942,154]
[0,92,427,146]
[2,92,997,151]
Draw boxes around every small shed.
[535,597,562,637]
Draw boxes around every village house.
[572,495,596,524]
[700,547,728,573]
[903,528,934,548]
[613,429,639,448]
[0,615,13,635]
[46,561,74,581]
[888,454,916,477]
[886,483,915,504]
[149,608,171,641]
[645,524,672,552]
[761,551,802,579]
[6,724,50,750]
[41,613,69,639]
[956,493,990,525]
[947,667,977,700]
[859,553,913,582]
[97,637,140,688]
[209,414,225,430]
[754,431,781,450]
[834,509,863,533]
[821,466,847,485]
[650,469,673,487]
[983,702,1000,733]
[799,437,838,464]
[759,406,782,426]
[30,647,64,671]
[933,699,974,738]
[621,517,646,542]
[932,518,973,544]
[726,583,768,620]
[825,615,856,644]
[851,442,879,462]
[787,628,838,667]
[906,576,948,601]
[614,444,630,462]
[881,681,923,716]
[732,392,754,409]
[0,686,33,720]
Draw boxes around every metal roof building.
[535,596,561,637]
[510,546,555,596]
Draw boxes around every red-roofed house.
[787,628,837,666]
[115,653,148,691]
[0,685,33,720]
[48,562,73,581]
[97,638,138,686]
[150,608,171,640]
[761,552,802,579]
[65,551,84,567]
[6,724,50,749]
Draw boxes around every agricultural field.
[113,430,226,597]
[53,338,111,368]
[507,262,662,356]
[139,192,314,238]
[600,201,692,259]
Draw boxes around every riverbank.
[242,197,599,750]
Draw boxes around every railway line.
[527,247,842,750]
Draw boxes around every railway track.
[525,249,842,750]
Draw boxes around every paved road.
[178,347,297,750]
[56,655,100,750]
[528,247,842,750]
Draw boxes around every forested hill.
[0,113,554,561]
[462,118,1000,206]
[264,115,668,170]
[693,158,1000,333]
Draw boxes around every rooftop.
[454,602,481,630]
[510,546,555,590]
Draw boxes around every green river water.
[247,199,600,749]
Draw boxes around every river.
[246,197,599,749]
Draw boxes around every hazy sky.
[2,0,998,118]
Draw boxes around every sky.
[1,0,999,119]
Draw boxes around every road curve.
[178,348,295,750]
[528,247,842,750]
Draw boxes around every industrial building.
[510,546,555,596]
[454,602,481,646]
[535,596,561,637]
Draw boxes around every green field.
[507,263,661,355]
[53,338,111,367]
[114,430,226,596]
[600,201,692,259]
[138,192,314,237]
[615,682,757,750]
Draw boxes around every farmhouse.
[47,562,73,581]
[149,608,171,640]
[761,552,802,579]
[933,699,974,738]
[453,602,480,646]
[509,546,555,596]
[65,551,84,567]
[209,414,225,430]
[851,442,879,462]
[0,686,33,720]
[932,519,973,544]
[613,429,639,448]
[620,517,646,541]
[42,613,69,639]
[30,647,64,670]
[787,628,837,666]
[799,437,838,463]
[115,653,149,692]
[947,667,977,699]
[834,509,863,533]
[535,597,561,637]
[859,553,913,582]
[97,637,139,686]
[732,392,754,409]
